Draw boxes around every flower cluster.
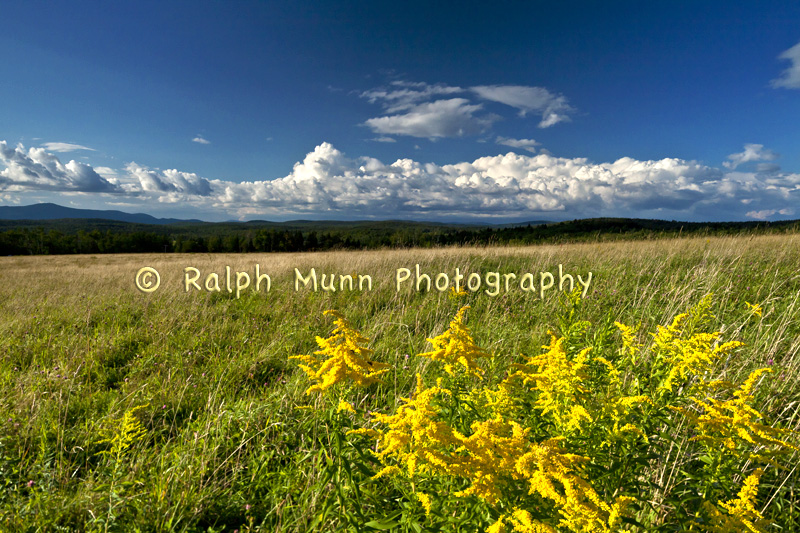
[96,404,148,460]
[290,310,390,394]
[356,373,457,479]
[417,305,492,379]
[505,335,593,434]
[701,469,770,532]
[296,297,798,532]
[676,368,798,456]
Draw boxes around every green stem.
[689,449,723,530]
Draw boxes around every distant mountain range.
[0,203,550,227]
[0,203,200,224]
[0,203,796,256]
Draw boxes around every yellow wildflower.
[416,492,432,516]
[598,394,652,442]
[478,381,517,418]
[418,305,492,379]
[336,400,356,414]
[613,321,641,363]
[654,325,743,392]
[745,301,763,318]
[507,335,592,433]
[370,464,401,479]
[594,356,621,386]
[515,438,631,531]
[675,368,798,455]
[700,469,770,532]
[487,516,509,533]
[96,404,148,459]
[448,415,532,505]
[449,285,469,299]
[290,310,390,395]
[508,509,557,532]
[487,509,559,533]
[370,374,457,478]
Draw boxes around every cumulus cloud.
[471,85,573,127]
[123,163,213,198]
[364,98,497,139]
[94,166,118,179]
[0,141,118,193]
[192,135,211,145]
[496,137,539,153]
[200,143,800,221]
[723,143,779,169]
[41,142,95,152]
[2,140,798,222]
[361,80,574,138]
[771,41,800,89]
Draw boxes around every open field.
[1,235,799,532]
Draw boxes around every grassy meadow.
[1,234,799,532]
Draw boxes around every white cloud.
[471,85,573,127]
[3,141,799,222]
[123,162,213,197]
[364,98,497,139]
[41,142,95,152]
[94,166,118,179]
[192,136,211,145]
[496,137,539,153]
[206,144,799,221]
[361,81,463,113]
[371,136,397,143]
[771,41,800,89]
[746,208,794,220]
[360,80,575,139]
[0,141,118,193]
[723,143,779,170]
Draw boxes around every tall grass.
[0,234,798,531]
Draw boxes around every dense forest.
[0,217,798,255]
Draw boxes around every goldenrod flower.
[675,368,798,456]
[506,335,592,433]
[416,492,432,516]
[598,394,652,442]
[449,415,532,505]
[96,404,148,459]
[700,469,770,532]
[369,373,457,478]
[472,381,517,418]
[515,438,631,531]
[418,305,492,379]
[613,321,641,363]
[488,509,557,533]
[336,400,356,414]
[448,286,469,299]
[654,327,743,392]
[290,310,390,395]
[745,301,763,318]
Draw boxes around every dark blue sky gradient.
[1,1,798,221]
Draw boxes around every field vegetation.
[1,216,799,255]
[0,234,798,531]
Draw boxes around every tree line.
[0,218,798,255]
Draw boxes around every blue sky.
[1,1,799,222]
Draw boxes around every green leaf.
[363,518,400,530]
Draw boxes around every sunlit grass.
[0,234,798,531]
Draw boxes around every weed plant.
[0,235,798,531]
